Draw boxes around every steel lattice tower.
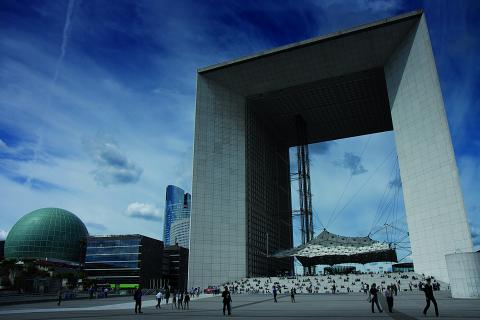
[296,115,315,275]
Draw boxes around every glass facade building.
[170,218,190,249]
[84,235,167,290]
[163,185,191,247]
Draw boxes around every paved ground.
[0,291,478,319]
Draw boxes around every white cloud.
[0,229,8,240]
[84,137,143,186]
[125,202,163,221]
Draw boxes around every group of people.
[168,290,191,309]
[87,286,109,299]
[368,278,439,317]
[132,287,192,314]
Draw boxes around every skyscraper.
[163,185,191,248]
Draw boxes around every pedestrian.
[422,278,439,317]
[134,287,143,314]
[369,283,383,313]
[156,289,163,309]
[184,291,190,309]
[290,288,295,303]
[332,284,336,294]
[222,286,232,316]
[88,286,94,299]
[178,291,183,309]
[172,290,177,309]
[273,286,278,303]
[103,287,109,298]
[57,288,63,306]
[384,285,394,313]
[165,287,170,305]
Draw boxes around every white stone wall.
[188,75,247,289]
[446,252,480,298]
[385,16,473,283]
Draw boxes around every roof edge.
[198,9,423,74]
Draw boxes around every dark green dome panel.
[4,208,89,263]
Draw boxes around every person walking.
[384,285,394,313]
[290,288,295,303]
[134,287,143,314]
[422,278,439,317]
[222,286,232,316]
[178,291,183,309]
[57,288,63,306]
[172,290,177,309]
[273,286,278,303]
[103,287,109,298]
[184,291,190,309]
[165,287,170,305]
[369,283,383,313]
[88,286,94,299]
[155,289,163,309]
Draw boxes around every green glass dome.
[4,208,89,263]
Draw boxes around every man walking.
[184,291,190,309]
[155,289,163,309]
[222,286,232,316]
[165,287,170,305]
[172,290,177,309]
[290,288,295,303]
[178,291,183,309]
[422,278,439,317]
[384,285,394,313]
[134,287,143,314]
[57,288,63,306]
[273,286,278,303]
[369,283,383,313]
[88,286,94,299]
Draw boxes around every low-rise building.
[84,235,168,291]
[164,244,189,292]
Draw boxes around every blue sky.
[0,0,479,259]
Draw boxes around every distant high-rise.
[163,185,191,248]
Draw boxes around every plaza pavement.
[0,291,478,319]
